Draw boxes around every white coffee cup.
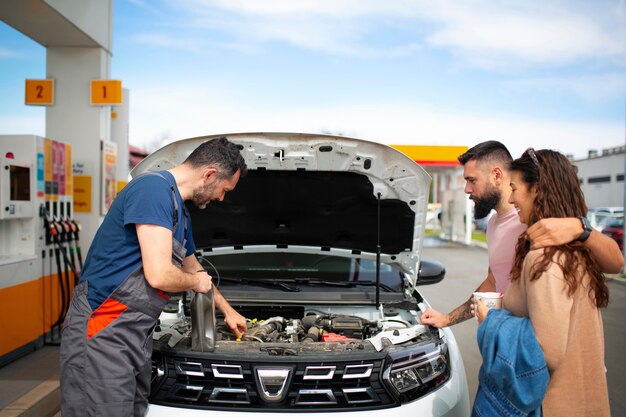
[473,291,503,318]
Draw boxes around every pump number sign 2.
[25,79,54,105]
[90,80,122,105]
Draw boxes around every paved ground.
[420,238,626,416]
[1,238,624,416]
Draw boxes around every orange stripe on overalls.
[86,298,128,339]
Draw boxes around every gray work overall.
[60,173,188,417]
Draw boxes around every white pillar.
[432,173,439,206]
[46,47,112,249]
[465,193,472,245]
[111,88,130,182]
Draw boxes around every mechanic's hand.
[224,310,247,339]
[527,217,581,249]
[193,271,213,293]
[420,308,449,328]
[474,298,489,325]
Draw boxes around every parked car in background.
[595,215,623,233]
[425,203,442,231]
[601,216,624,250]
[588,207,624,231]
[472,210,494,232]
[593,207,624,215]
[134,133,471,417]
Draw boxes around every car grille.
[150,353,397,411]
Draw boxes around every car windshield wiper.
[218,276,301,292]
[292,278,396,292]
[217,277,396,293]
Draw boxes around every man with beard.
[60,136,248,417]
[421,140,623,328]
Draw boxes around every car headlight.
[382,340,450,403]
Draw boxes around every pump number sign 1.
[25,79,54,105]
[90,80,122,105]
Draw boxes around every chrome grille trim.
[166,383,204,401]
[153,356,394,410]
[342,387,380,404]
[342,364,373,379]
[295,389,337,405]
[211,364,244,379]
[303,365,336,380]
[174,361,204,377]
[209,387,251,404]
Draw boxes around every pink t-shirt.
[486,208,527,292]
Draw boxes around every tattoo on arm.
[447,299,474,326]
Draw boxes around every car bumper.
[146,328,470,417]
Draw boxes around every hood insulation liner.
[188,170,415,255]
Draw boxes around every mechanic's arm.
[183,254,247,338]
[137,224,212,293]
[528,218,624,273]
[421,269,496,328]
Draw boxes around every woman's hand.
[474,298,490,324]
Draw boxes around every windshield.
[199,252,404,291]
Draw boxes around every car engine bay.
[153,295,437,354]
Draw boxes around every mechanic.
[421,140,623,328]
[60,136,248,417]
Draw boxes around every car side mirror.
[416,259,445,286]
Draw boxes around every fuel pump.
[0,135,76,365]
[44,204,68,334]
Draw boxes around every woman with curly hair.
[494,148,610,416]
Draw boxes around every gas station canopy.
[391,145,467,167]
[0,0,112,51]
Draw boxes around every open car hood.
[131,133,431,284]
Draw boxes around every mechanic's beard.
[192,182,216,209]
[473,188,500,219]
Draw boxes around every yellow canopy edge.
[391,145,469,166]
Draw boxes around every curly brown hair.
[509,149,608,308]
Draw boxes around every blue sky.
[1,0,625,159]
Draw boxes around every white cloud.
[0,47,24,59]
[182,0,419,18]
[162,0,626,67]
[425,1,626,69]
[505,72,626,102]
[131,33,208,53]
[176,4,419,58]
[127,82,623,160]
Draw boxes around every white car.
[588,207,624,231]
[133,133,470,417]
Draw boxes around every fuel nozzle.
[60,218,72,242]
[71,219,81,240]
[41,204,56,245]
[52,217,65,242]
[70,219,83,271]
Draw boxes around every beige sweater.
[503,249,610,417]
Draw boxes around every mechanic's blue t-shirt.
[80,171,196,310]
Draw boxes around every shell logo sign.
[391,145,468,167]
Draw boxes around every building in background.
[573,146,625,209]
